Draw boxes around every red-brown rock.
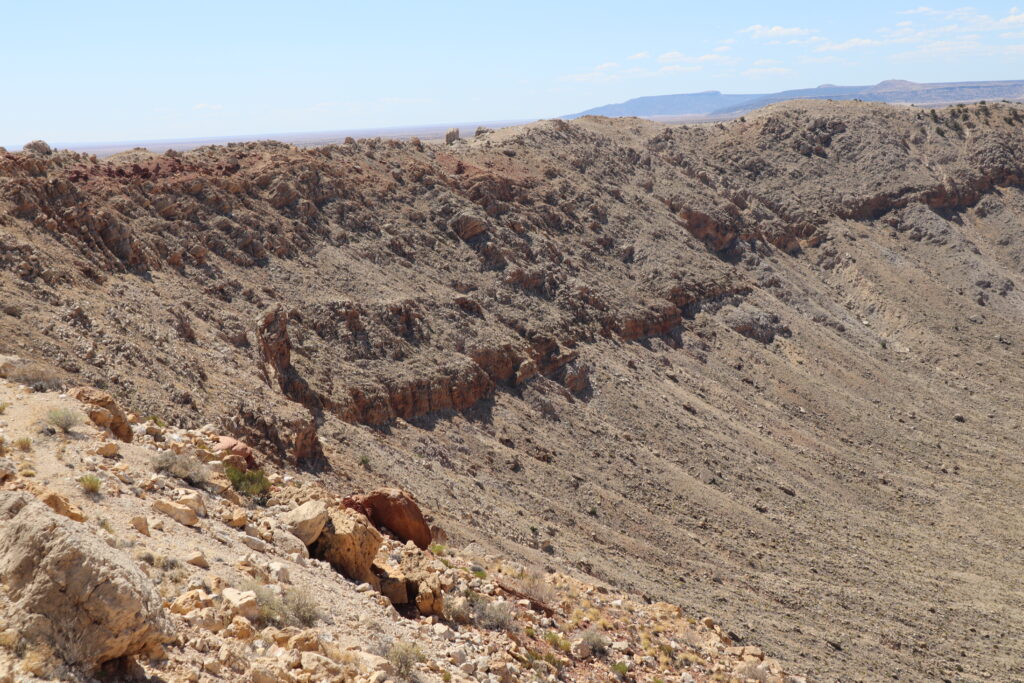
[343,488,432,550]
[68,386,133,442]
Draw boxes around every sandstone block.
[281,500,328,545]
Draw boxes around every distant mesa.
[565,78,1024,119]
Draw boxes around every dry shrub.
[386,640,424,680]
[46,407,81,433]
[515,571,556,605]
[152,451,208,486]
[7,363,63,392]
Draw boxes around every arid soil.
[1,99,1023,681]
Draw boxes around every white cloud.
[743,66,793,76]
[741,24,815,39]
[627,51,649,60]
[658,51,735,65]
[659,65,703,73]
[595,62,619,70]
[752,58,781,66]
[193,103,223,111]
[713,45,731,52]
[816,37,882,51]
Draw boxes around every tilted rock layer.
[1,100,1024,679]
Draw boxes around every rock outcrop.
[309,507,382,586]
[344,488,432,549]
[281,499,329,545]
[0,492,173,671]
[68,386,133,442]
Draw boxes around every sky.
[2,1,1023,146]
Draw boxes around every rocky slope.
[0,379,797,682]
[1,100,1023,681]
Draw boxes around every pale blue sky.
[3,1,1022,146]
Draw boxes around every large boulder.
[343,488,432,550]
[0,491,174,671]
[281,500,328,545]
[68,386,133,442]
[310,507,382,587]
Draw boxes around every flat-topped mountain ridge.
[2,99,1024,680]
[568,78,1024,118]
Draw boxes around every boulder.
[380,545,446,616]
[153,499,199,527]
[186,551,209,568]
[343,488,432,549]
[175,490,207,517]
[281,500,328,545]
[0,491,174,671]
[0,459,15,484]
[449,211,489,241]
[309,507,382,587]
[272,528,309,558]
[222,587,260,621]
[170,589,214,615]
[213,436,255,468]
[68,386,133,442]
[34,488,85,522]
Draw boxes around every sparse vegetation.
[241,580,322,627]
[386,640,424,680]
[580,626,610,656]
[7,363,62,392]
[225,465,271,500]
[152,450,208,486]
[78,474,102,494]
[515,571,556,605]
[282,588,322,627]
[358,454,371,470]
[475,599,515,631]
[0,402,8,415]
[46,407,82,434]
[134,549,156,566]
[443,596,472,625]
[544,630,571,653]
[13,436,31,452]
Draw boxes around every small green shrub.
[358,454,371,470]
[471,568,487,579]
[225,465,271,499]
[611,661,629,677]
[79,474,102,494]
[386,641,424,680]
[47,407,82,433]
[13,437,31,452]
[544,631,571,653]
[429,543,447,556]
